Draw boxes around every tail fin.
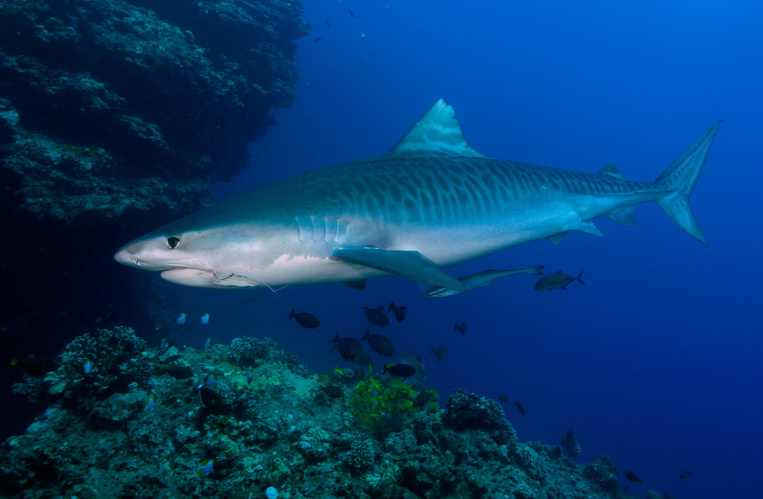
[576,271,585,286]
[655,120,721,243]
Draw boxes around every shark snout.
[114,244,140,268]
[114,239,163,270]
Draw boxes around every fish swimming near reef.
[362,305,389,327]
[560,430,581,458]
[623,471,643,484]
[423,266,544,297]
[114,100,720,291]
[382,363,416,378]
[388,302,407,323]
[360,329,395,357]
[398,352,426,379]
[197,458,214,477]
[143,395,156,412]
[534,270,585,291]
[330,333,367,363]
[289,309,320,329]
[430,344,447,362]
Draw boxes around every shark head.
[114,220,275,288]
[113,200,366,289]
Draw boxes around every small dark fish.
[560,429,581,457]
[512,401,526,416]
[10,354,59,375]
[322,385,344,398]
[399,352,425,378]
[350,347,373,367]
[314,36,323,42]
[348,8,357,18]
[361,329,395,357]
[413,391,435,408]
[497,393,509,403]
[160,354,182,364]
[430,345,447,362]
[330,333,364,361]
[325,21,332,28]
[382,363,416,377]
[161,364,194,379]
[623,471,643,484]
[679,470,693,480]
[388,302,407,323]
[199,386,222,408]
[362,305,389,327]
[534,270,585,291]
[454,322,468,335]
[289,309,320,329]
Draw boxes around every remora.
[114,99,720,290]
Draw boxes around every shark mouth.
[160,268,267,289]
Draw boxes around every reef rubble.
[1,326,673,499]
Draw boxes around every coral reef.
[0,326,655,498]
[0,0,308,222]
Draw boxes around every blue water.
[190,1,762,497]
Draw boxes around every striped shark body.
[114,99,720,290]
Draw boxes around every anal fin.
[608,207,639,227]
[547,232,568,245]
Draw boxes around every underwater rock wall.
[0,0,307,437]
[0,0,307,221]
[0,327,650,499]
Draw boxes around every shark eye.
[167,237,180,249]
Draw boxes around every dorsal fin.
[387,99,488,158]
[597,163,627,180]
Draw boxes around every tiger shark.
[114,99,720,291]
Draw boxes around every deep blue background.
[175,1,762,497]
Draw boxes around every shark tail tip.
[655,120,720,243]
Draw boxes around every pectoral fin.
[333,246,466,291]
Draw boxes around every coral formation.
[0,0,308,222]
[0,327,656,498]
[348,374,438,434]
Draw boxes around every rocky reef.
[0,0,307,221]
[0,0,308,404]
[1,326,674,498]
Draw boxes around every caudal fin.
[654,121,721,243]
